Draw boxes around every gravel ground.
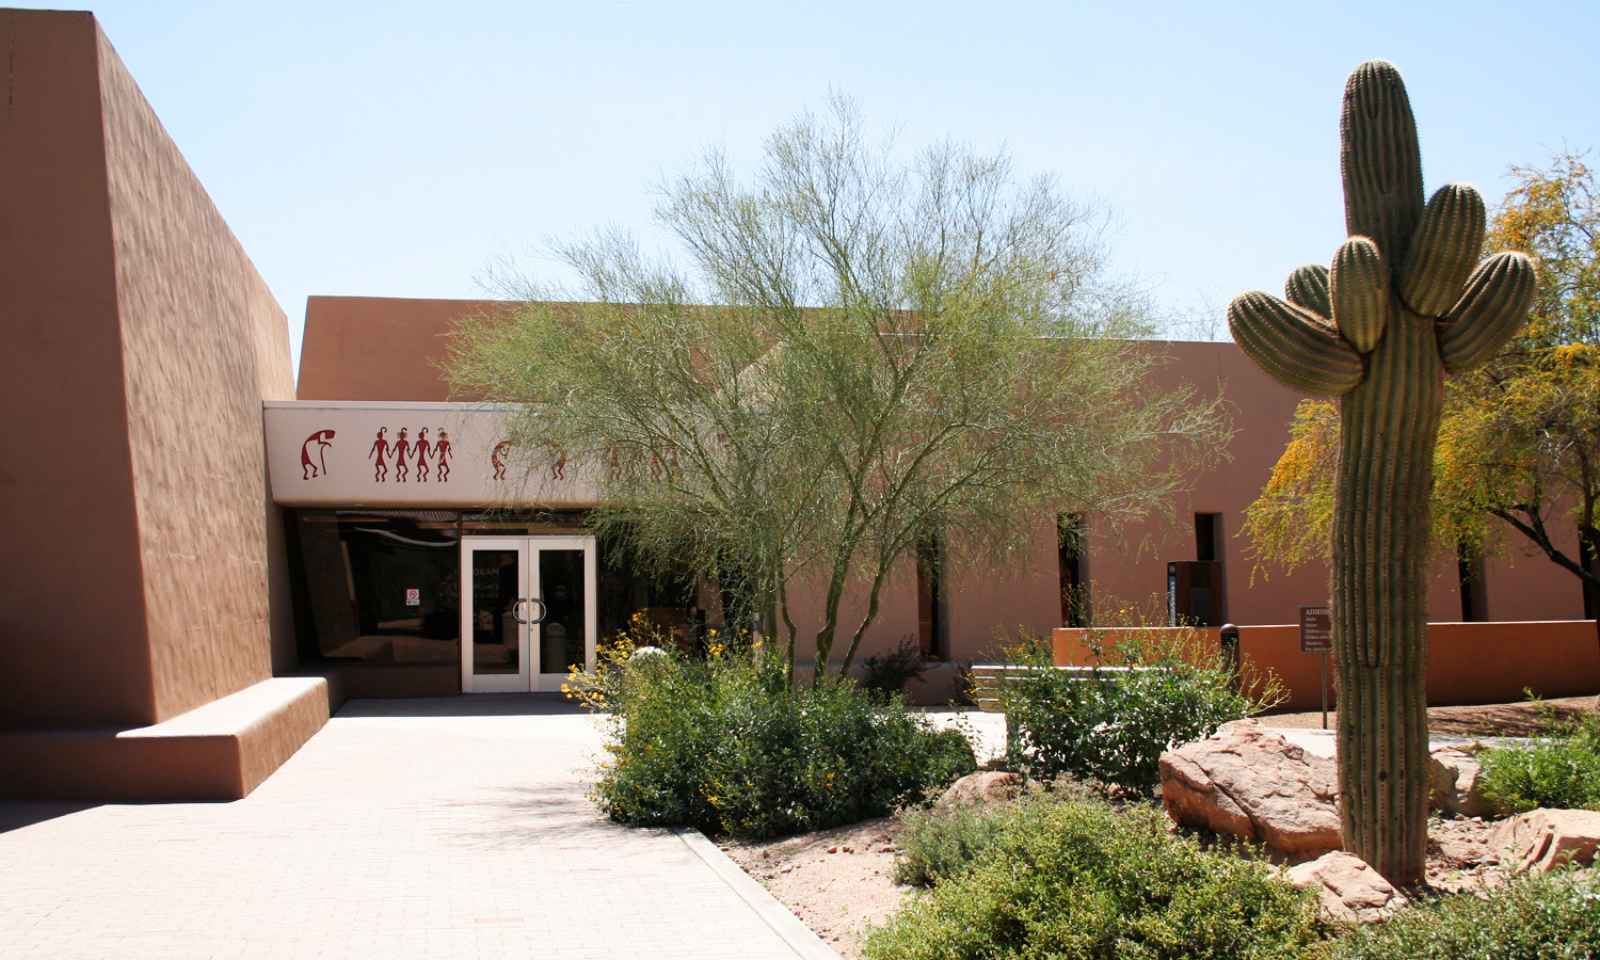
[1263,694,1598,736]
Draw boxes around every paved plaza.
[0,696,833,960]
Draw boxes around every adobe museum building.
[4,10,1597,802]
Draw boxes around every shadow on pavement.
[0,801,101,835]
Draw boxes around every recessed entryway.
[459,535,597,693]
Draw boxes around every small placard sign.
[1299,605,1332,653]
[405,587,421,607]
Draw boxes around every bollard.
[1219,623,1241,694]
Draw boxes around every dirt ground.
[725,808,1525,957]
[723,695,1599,956]
[721,818,907,959]
[1265,694,1598,737]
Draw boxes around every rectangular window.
[1058,514,1088,627]
[916,529,948,659]
[1458,542,1488,622]
[1581,526,1600,621]
[1196,512,1222,563]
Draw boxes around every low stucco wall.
[1052,621,1600,712]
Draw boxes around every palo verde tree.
[1244,155,1600,608]
[449,97,1229,683]
[1227,61,1536,884]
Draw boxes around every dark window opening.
[1057,513,1088,627]
[1196,512,1222,563]
[1457,542,1488,622]
[1581,526,1600,621]
[916,529,948,659]
[1194,512,1227,623]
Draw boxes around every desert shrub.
[893,803,1005,887]
[567,617,976,840]
[1479,712,1600,814]
[998,629,1278,792]
[1330,871,1600,960]
[865,793,1322,960]
[861,638,930,697]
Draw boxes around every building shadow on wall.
[335,693,585,719]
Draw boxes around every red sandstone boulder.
[1158,719,1341,857]
[1495,808,1600,873]
[1286,851,1408,924]
[935,771,1024,810]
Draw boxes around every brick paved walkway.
[0,696,828,960]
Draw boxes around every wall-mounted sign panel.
[264,401,601,508]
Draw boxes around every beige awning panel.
[264,401,599,508]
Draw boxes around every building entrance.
[459,536,597,693]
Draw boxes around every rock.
[935,771,1024,811]
[1286,851,1408,925]
[1159,719,1341,857]
[1429,747,1495,818]
[1495,808,1600,873]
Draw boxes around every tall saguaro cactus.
[1227,61,1536,885]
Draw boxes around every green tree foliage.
[448,97,1230,680]
[1243,153,1600,592]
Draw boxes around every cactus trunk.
[1227,58,1534,887]
[1333,313,1440,885]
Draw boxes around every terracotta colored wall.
[1054,622,1600,712]
[0,11,153,727]
[297,296,510,402]
[0,11,294,727]
[96,23,296,720]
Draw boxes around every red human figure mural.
[491,440,511,482]
[301,429,335,479]
[551,449,567,481]
[393,428,411,483]
[368,427,391,482]
[415,427,432,483]
[435,429,453,482]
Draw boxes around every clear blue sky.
[26,1,1599,377]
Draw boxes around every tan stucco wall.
[0,11,153,727]
[0,11,294,728]
[293,297,1592,684]
[95,23,296,719]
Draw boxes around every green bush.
[570,622,976,840]
[998,630,1276,792]
[1479,713,1600,814]
[893,803,1005,887]
[865,793,1322,960]
[1330,872,1600,960]
[861,638,930,697]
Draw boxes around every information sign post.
[1298,605,1332,729]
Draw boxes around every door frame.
[459,534,597,693]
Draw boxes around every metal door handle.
[514,597,548,625]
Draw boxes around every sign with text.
[1299,605,1332,653]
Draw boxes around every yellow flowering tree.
[1244,153,1600,599]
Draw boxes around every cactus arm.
[1228,291,1365,395]
[1285,264,1333,319]
[1401,183,1487,315]
[1330,237,1389,352]
[1340,60,1424,265]
[1438,251,1537,372]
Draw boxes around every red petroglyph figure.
[394,428,411,483]
[435,429,452,482]
[551,450,567,481]
[415,427,432,483]
[492,440,511,482]
[368,427,391,482]
[301,429,335,479]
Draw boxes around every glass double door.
[460,536,597,693]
